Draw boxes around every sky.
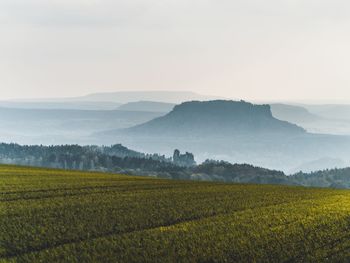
[1,0,350,102]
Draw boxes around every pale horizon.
[1,0,350,102]
[3,89,350,105]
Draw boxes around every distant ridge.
[17,91,224,104]
[79,91,223,104]
[121,100,306,137]
[90,100,350,172]
[117,101,175,113]
[271,104,322,123]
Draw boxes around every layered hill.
[124,100,306,137]
[22,91,222,104]
[270,103,350,135]
[117,101,175,113]
[0,107,163,145]
[0,101,120,110]
[270,104,322,124]
[95,100,350,172]
[77,91,222,104]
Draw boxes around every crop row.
[1,165,350,262]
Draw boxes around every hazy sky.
[1,0,350,101]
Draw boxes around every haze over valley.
[4,1,350,261]
[1,91,350,173]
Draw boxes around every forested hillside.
[1,143,350,188]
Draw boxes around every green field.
[2,165,350,262]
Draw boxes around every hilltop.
[124,100,306,137]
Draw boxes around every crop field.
[2,165,350,262]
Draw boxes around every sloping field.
[1,165,350,262]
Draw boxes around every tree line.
[1,143,350,188]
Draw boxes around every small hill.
[117,101,175,113]
[289,157,345,174]
[291,167,350,188]
[271,103,350,135]
[270,104,322,123]
[303,104,350,121]
[124,100,305,137]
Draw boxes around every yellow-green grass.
[1,164,350,262]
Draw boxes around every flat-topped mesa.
[170,100,273,118]
[126,100,306,137]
